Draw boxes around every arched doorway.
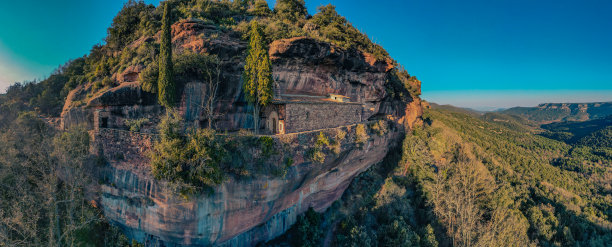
[268,111,279,134]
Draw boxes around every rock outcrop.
[93,124,401,246]
[60,19,423,246]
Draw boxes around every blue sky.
[1,0,611,108]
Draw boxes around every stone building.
[262,94,364,134]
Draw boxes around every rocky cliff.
[61,19,423,246]
[92,123,402,246]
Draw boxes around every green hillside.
[540,116,612,144]
[502,102,612,123]
[275,105,611,246]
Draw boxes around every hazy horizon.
[424,89,612,110]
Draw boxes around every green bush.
[102,77,115,87]
[249,0,271,16]
[139,62,159,93]
[421,225,439,247]
[258,136,276,157]
[309,132,329,164]
[124,118,149,132]
[274,0,307,22]
[173,52,219,85]
[293,207,323,247]
[150,111,226,195]
[379,217,421,247]
[308,4,388,60]
[106,0,157,51]
[330,129,346,154]
[355,124,368,147]
[369,120,388,136]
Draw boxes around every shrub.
[106,0,155,51]
[249,0,271,16]
[274,0,307,22]
[355,124,368,147]
[139,62,159,93]
[370,120,388,136]
[258,136,276,158]
[308,4,389,60]
[173,52,219,85]
[150,111,226,195]
[421,224,439,247]
[124,118,149,132]
[272,156,293,178]
[92,80,104,91]
[309,132,329,164]
[330,129,346,154]
[293,207,323,247]
[102,77,115,87]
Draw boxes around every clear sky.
[1,0,611,109]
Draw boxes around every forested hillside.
[502,102,612,123]
[273,106,611,246]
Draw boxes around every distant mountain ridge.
[501,101,612,123]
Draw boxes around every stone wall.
[92,128,157,169]
[284,102,363,133]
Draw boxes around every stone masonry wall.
[92,128,157,169]
[285,103,363,133]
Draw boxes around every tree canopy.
[158,1,176,108]
[243,20,273,134]
[273,0,307,21]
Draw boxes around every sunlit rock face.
[61,19,423,246]
[94,126,401,246]
[269,37,391,101]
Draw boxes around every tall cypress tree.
[243,20,273,134]
[158,1,175,108]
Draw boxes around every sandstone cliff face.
[61,20,419,131]
[61,19,423,246]
[94,125,401,246]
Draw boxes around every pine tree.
[274,0,307,22]
[158,1,175,108]
[243,20,273,134]
[251,0,271,16]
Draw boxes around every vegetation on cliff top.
[1,0,405,121]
